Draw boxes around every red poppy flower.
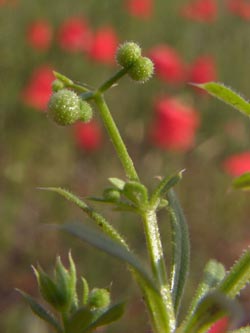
[222,152,250,176]
[180,0,218,22]
[149,97,200,151]
[226,0,250,20]
[26,20,52,51]
[208,317,229,333]
[57,17,92,53]
[21,65,54,111]
[0,0,18,5]
[74,121,102,151]
[148,45,186,84]
[88,26,118,64]
[189,55,217,93]
[125,0,153,19]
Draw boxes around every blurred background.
[1,0,250,331]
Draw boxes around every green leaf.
[167,189,190,316]
[150,170,184,209]
[122,181,148,206]
[81,277,89,306]
[134,272,174,333]
[217,250,250,298]
[88,302,125,329]
[184,260,226,324]
[108,177,125,190]
[53,71,73,86]
[68,252,78,309]
[193,82,250,117]
[232,173,250,190]
[38,187,129,249]
[17,290,63,333]
[180,291,242,333]
[33,266,67,311]
[60,223,156,292]
[65,307,94,333]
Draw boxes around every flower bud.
[128,56,154,83]
[52,79,65,92]
[88,288,110,309]
[79,100,93,123]
[116,42,141,68]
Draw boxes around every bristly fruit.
[88,288,111,309]
[79,100,93,123]
[116,42,142,68]
[48,89,92,126]
[128,56,154,83]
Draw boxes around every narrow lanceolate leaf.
[167,189,190,315]
[232,173,250,191]
[38,187,129,249]
[17,290,63,333]
[180,292,242,333]
[53,71,73,85]
[184,260,226,324]
[108,177,125,190]
[87,302,125,329]
[134,271,174,333]
[193,82,250,117]
[150,171,184,209]
[81,277,89,306]
[217,250,250,298]
[60,223,157,292]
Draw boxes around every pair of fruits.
[48,42,154,126]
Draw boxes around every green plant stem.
[65,82,90,93]
[98,67,129,93]
[142,209,176,332]
[93,93,139,181]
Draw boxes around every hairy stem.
[98,67,129,93]
[142,209,176,332]
[94,93,139,181]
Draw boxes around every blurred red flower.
[57,17,92,53]
[88,26,118,64]
[222,152,250,176]
[188,55,217,93]
[125,0,153,19]
[149,97,200,151]
[0,0,18,5]
[148,45,186,84]
[180,0,218,22]
[208,317,229,333]
[26,20,52,51]
[226,0,250,20]
[74,121,102,151]
[22,65,54,111]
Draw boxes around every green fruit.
[103,188,121,202]
[128,56,154,83]
[48,89,81,126]
[116,42,141,68]
[79,100,93,123]
[52,79,65,92]
[88,288,110,309]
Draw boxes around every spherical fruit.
[128,56,154,83]
[48,89,81,126]
[116,41,141,68]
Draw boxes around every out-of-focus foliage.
[1,0,250,332]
